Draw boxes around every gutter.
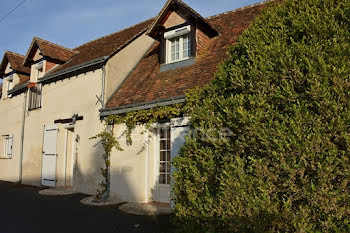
[101,65,106,108]
[8,81,29,95]
[38,56,109,84]
[99,95,186,117]
[7,56,109,96]
[19,90,27,183]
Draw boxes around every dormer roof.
[0,51,30,77]
[23,37,78,66]
[147,0,218,39]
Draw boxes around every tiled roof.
[50,18,154,74]
[0,51,31,76]
[10,18,154,93]
[17,74,30,86]
[105,1,269,110]
[23,37,77,66]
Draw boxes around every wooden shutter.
[7,135,13,159]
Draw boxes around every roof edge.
[8,81,29,95]
[100,95,186,117]
[38,56,109,84]
[147,0,218,39]
[207,0,277,20]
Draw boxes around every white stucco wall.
[105,34,154,101]
[0,33,156,198]
[22,69,105,194]
[0,92,25,182]
[109,124,159,203]
[0,61,26,182]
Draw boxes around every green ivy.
[90,88,201,199]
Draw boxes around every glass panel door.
[159,127,171,185]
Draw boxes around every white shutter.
[170,117,189,207]
[170,117,189,160]
[7,135,13,159]
[41,125,58,187]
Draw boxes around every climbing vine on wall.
[91,88,201,199]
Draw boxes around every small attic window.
[6,75,13,98]
[164,25,191,64]
[35,62,44,79]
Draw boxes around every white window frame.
[35,62,44,80]
[166,34,191,64]
[5,75,13,98]
[3,135,13,159]
[158,127,171,185]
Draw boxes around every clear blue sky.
[0,0,262,79]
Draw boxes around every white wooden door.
[170,118,189,205]
[154,118,189,203]
[41,125,58,187]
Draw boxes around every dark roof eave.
[8,81,29,95]
[38,56,109,84]
[100,95,186,117]
[8,56,109,93]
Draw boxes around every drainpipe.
[19,90,27,183]
[100,124,112,201]
[145,129,150,203]
[101,65,106,108]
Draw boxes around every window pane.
[167,128,171,139]
[160,151,166,161]
[160,128,165,138]
[159,174,166,184]
[167,162,171,173]
[167,151,171,161]
[160,140,166,150]
[182,35,191,59]
[170,38,180,62]
[160,163,166,173]
[167,139,171,150]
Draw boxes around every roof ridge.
[207,0,276,20]
[5,50,25,58]
[73,17,155,50]
[34,36,77,53]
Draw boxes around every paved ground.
[0,181,174,233]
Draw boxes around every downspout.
[19,90,27,183]
[100,63,109,200]
[145,129,150,203]
[100,124,112,201]
[101,64,106,108]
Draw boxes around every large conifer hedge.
[173,0,350,232]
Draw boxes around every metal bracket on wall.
[96,94,103,106]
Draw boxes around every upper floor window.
[28,84,42,111]
[164,25,192,64]
[1,135,13,159]
[5,75,13,98]
[35,62,44,80]
[168,34,191,63]
[7,75,13,92]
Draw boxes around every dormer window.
[5,75,13,98]
[35,62,44,79]
[168,34,191,63]
[7,75,13,92]
[165,25,191,64]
